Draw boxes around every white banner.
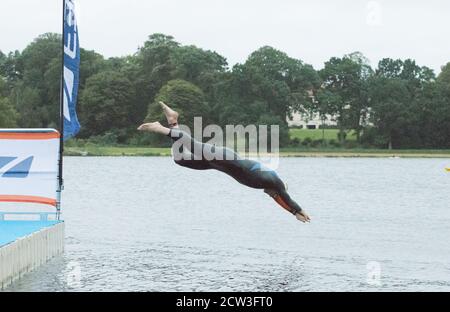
[0,129,60,207]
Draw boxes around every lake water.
[4,157,450,291]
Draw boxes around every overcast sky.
[1,0,449,73]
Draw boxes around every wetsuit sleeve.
[275,189,303,215]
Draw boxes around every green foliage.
[302,137,312,146]
[0,97,18,127]
[171,45,228,84]
[438,62,450,85]
[290,129,357,142]
[257,113,290,147]
[212,46,320,147]
[18,33,61,126]
[87,132,119,146]
[317,52,372,142]
[366,58,439,149]
[79,71,137,140]
[147,79,210,129]
[13,85,47,128]
[0,77,7,97]
[1,33,449,149]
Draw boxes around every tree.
[79,49,106,89]
[136,33,180,98]
[0,50,5,73]
[11,85,47,128]
[367,58,436,148]
[218,46,319,146]
[40,48,108,127]
[171,45,227,84]
[438,62,450,85]
[242,46,320,120]
[79,71,136,140]
[377,58,435,96]
[0,97,18,127]
[14,33,61,127]
[170,45,228,109]
[0,76,7,97]
[319,52,372,142]
[147,79,209,130]
[20,33,61,89]
[419,75,450,148]
[0,50,22,84]
[368,77,411,149]
[4,31,450,149]
[1,71,18,127]
[314,88,342,132]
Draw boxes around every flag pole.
[57,0,66,220]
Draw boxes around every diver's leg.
[158,101,215,169]
[137,122,170,135]
[137,122,213,170]
[159,101,179,128]
[160,101,240,161]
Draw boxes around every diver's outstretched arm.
[267,189,311,223]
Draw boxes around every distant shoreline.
[65,146,450,158]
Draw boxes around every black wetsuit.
[168,128,302,215]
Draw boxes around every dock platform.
[0,220,64,290]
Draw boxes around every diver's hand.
[296,210,311,223]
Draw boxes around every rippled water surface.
[4,157,450,291]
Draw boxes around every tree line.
[1,33,449,149]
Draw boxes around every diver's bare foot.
[137,122,170,135]
[296,210,311,223]
[159,101,179,125]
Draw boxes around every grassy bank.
[278,148,450,158]
[65,145,450,158]
[65,146,172,157]
[65,129,450,158]
[289,128,357,142]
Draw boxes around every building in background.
[287,111,338,129]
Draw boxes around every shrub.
[65,138,87,148]
[328,139,341,148]
[337,131,347,142]
[128,133,156,146]
[311,139,324,147]
[290,137,301,147]
[302,137,312,146]
[344,141,359,149]
[88,132,118,146]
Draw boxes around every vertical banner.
[63,0,81,140]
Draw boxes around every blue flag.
[62,0,80,140]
